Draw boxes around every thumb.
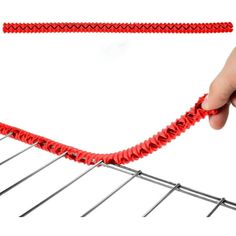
[202,47,236,110]
[202,74,234,110]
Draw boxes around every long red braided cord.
[1,21,227,164]
[0,95,218,165]
[3,22,233,33]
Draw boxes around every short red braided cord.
[3,22,233,33]
[0,95,218,165]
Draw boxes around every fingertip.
[209,116,223,130]
[208,104,229,130]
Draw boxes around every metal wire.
[0,142,38,166]
[81,170,142,217]
[0,132,13,142]
[102,163,236,213]
[207,198,225,217]
[143,183,181,217]
[0,152,67,196]
[19,160,103,217]
[0,134,235,217]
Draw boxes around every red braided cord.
[0,95,218,165]
[3,22,233,33]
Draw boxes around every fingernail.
[202,95,208,110]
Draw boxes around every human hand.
[202,47,236,129]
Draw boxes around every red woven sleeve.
[3,22,233,33]
[0,95,218,165]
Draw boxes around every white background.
[0,0,236,235]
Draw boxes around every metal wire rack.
[0,132,235,217]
